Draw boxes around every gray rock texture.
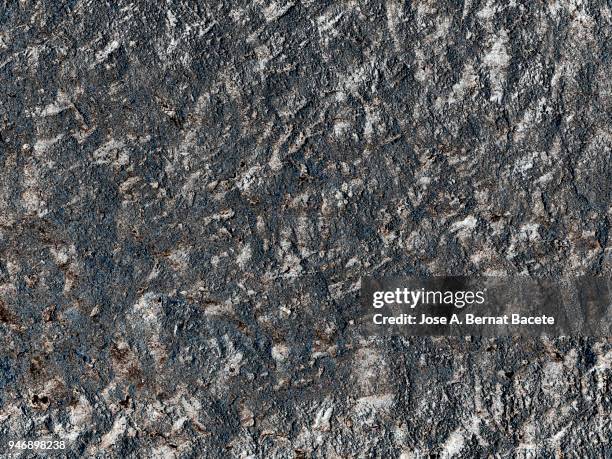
[0,0,611,457]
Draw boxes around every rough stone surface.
[0,0,611,457]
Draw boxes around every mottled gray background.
[0,0,611,457]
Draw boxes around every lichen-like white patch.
[313,404,333,432]
[316,11,344,37]
[520,223,540,241]
[591,343,612,374]
[450,215,478,233]
[92,139,128,166]
[39,91,72,117]
[68,395,93,440]
[94,40,120,66]
[513,152,537,175]
[342,65,369,96]
[355,393,395,410]
[271,343,288,362]
[21,163,48,217]
[269,149,283,171]
[119,176,141,194]
[168,248,190,272]
[449,63,478,103]
[237,165,263,193]
[333,120,351,137]
[33,134,64,154]
[476,0,497,20]
[100,416,127,448]
[363,107,381,140]
[166,9,177,29]
[386,0,404,51]
[413,48,431,83]
[236,243,252,269]
[149,445,179,459]
[418,176,431,186]
[180,396,202,423]
[263,2,294,22]
[352,393,395,427]
[132,293,162,325]
[50,246,70,266]
[441,428,466,457]
[353,348,388,394]
[514,98,548,142]
[239,404,255,427]
[482,30,510,103]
